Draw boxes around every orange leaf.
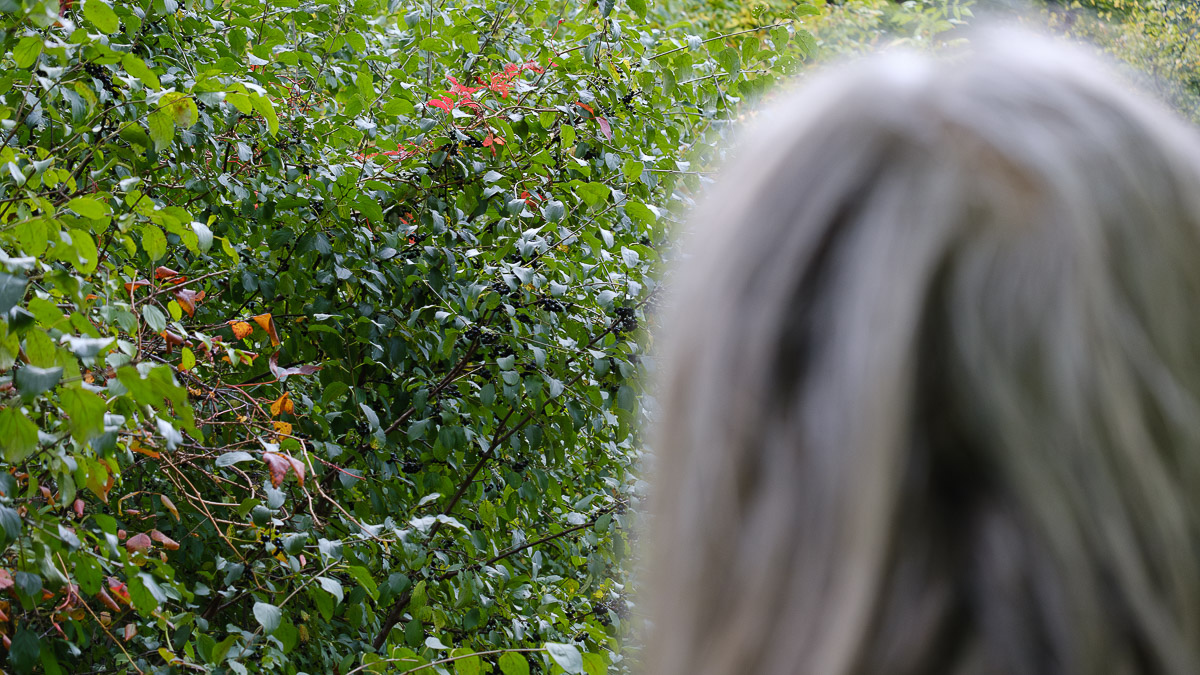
[270,392,294,417]
[85,293,99,301]
[263,452,290,488]
[124,280,151,295]
[130,441,160,460]
[149,530,179,551]
[125,533,152,554]
[229,321,253,340]
[154,266,179,280]
[252,313,280,346]
[273,421,293,437]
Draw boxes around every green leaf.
[66,197,109,220]
[347,565,379,600]
[251,94,279,136]
[624,201,656,225]
[451,648,480,675]
[0,408,38,463]
[13,36,42,69]
[545,643,583,674]
[141,224,167,261]
[625,0,646,19]
[69,229,99,273]
[582,653,607,675]
[121,54,161,89]
[317,576,344,603]
[9,627,39,675]
[15,365,62,398]
[83,0,119,33]
[716,47,741,76]
[498,653,529,675]
[253,601,282,634]
[59,386,106,441]
[142,305,167,333]
[148,109,174,150]
[574,182,610,208]
[621,159,644,182]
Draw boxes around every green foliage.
[0,0,811,672]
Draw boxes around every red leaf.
[123,623,137,641]
[575,101,594,116]
[106,577,130,604]
[0,569,13,591]
[427,96,454,112]
[154,266,180,280]
[125,532,152,554]
[597,116,612,140]
[72,499,84,518]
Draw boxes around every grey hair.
[648,31,1200,675]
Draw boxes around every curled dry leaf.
[150,530,180,551]
[125,532,153,554]
[97,589,121,612]
[252,312,281,345]
[160,494,179,521]
[173,288,206,317]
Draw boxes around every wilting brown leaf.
[173,288,205,317]
[252,312,280,345]
[125,532,152,554]
[154,266,179,280]
[123,623,137,641]
[150,530,179,551]
[284,453,306,486]
[268,352,323,380]
[229,320,253,340]
[270,392,294,417]
[263,452,290,488]
[160,495,179,521]
[97,589,120,612]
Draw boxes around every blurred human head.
[649,31,1200,675]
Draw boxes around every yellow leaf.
[252,313,280,345]
[270,392,294,417]
[229,320,253,340]
[273,421,293,437]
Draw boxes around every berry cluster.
[620,89,640,111]
[83,62,115,94]
[465,325,482,341]
[402,459,422,474]
[462,136,484,149]
[537,295,564,313]
[613,306,638,333]
[489,281,509,295]
[511,459,528,473]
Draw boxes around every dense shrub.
[0,0,818,672]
